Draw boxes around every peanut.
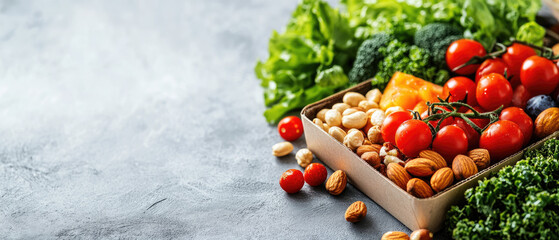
[272,142,293,157]
[343,92,366,107]
[325,109,342,127]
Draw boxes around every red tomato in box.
[502,43,537,88]
[480,120,524,161]
[511,85,533,109]
[381,111,412,145]
[452,118,481,150]
[446,39,487,75]
[432,125,469,164]
[476,73,512,111]
[520,56,559,96]
[475,58,508,83]
[499,107,533,145]
[443,76,477,108]
[395,119,432,157]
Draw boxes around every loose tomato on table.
[520,56,559,95]
[303,163,327,187]
[480,120,524,161]
[476,73,512,111]
[500,107,533,145]
[381,111,412,145]
[446,39,487,75]
[279,169,304,194]
[432,125,469,164]
[502,43,537,87]
[443,76,477,110]
[395,119,432,157]
[475,58,508,83]
[277,116,304,141]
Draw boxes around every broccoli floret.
[348,33,391,84]
[414,23,463,67]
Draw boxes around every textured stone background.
[0,0,553,239]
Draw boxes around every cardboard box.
[301,80,559,232]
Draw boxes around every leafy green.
[372,39,449,89]
[348,33,391,84]
[516,21,546,46]
[447,139,559,240]
[255,0,359,123]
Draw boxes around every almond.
[410,229,433,240]
[535,107,559,139]
[361,151,381,168]
[345,201,367,222]
[325,170,347,195]
[418,150,447,169]
[468,148,490,170]
[382,231,410,240]
[452,155,478,181]
[406,178,434,198]
[356,145,376,157]
[430,167,454,192]
[387,163,411,189]
[405,158,437,177]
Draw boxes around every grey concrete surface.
[0,0,457,239]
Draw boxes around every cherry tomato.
[475,58,508,83]
[381,111,412,145]
[443,76,477,108]
[502,43,537,88]
[451,118,480,150]
[465,107,490,129]
[395,119,432,157]
[432,125,469,164]
[511,84,533,109]
[476,73,512,111]
[303,163,327,187]
[480,120,524,161]
[279,169,304,194]
[499,107,533,145]
[446,39,487,75]
[278,116,304,141]
[520,56,559,95]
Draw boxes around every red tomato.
[446,39,487,75]
[511,85,533,109]
[499,107,533,145]
[395,120,432,157]
[381,111,412,145]
[279,169,304,194]
[520,56,559,95]
[421,110,453,129]
[465,107,490,129]
[475,58,508,83]
[303,163,327,187]
[443,76,477,108]
[432,125,469,164]
[476,73,512,111]
[278,116,304,141]
[480,120,524,161]
[452,118,480,150]
[502,43,537,88]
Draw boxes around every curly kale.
[348,33,391,84]
[447,139,559,240]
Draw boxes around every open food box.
[301,80,559,232]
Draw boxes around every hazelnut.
[343,129,364,150]
[361,151,381,168]
[343,92,366,107]
[468,148,490,170]
[296,148,313,168]
[367,125,383,144]
[410,229,433,240]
